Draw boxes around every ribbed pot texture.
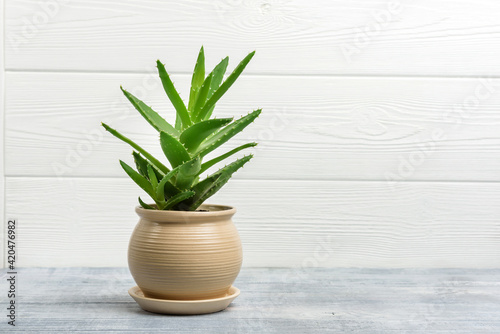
[128,204,242,300]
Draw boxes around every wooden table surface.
[2,267,499,333]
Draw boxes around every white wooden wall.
[2,0,500,268]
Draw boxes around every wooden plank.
[4,0,500,75]
[5,177,500,268]
[5,72,500,181]
[11,267,500,332]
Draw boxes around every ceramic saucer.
[128,286,240,315]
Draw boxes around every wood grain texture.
[5,0,500,75]
[3,0,500,271]
[6,72,500,181]
[5,177,500,268]
[6,267,500,332]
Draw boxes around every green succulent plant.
[102,47,260,211]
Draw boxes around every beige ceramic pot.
[128,204,242,301]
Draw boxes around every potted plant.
[101,47,261,315]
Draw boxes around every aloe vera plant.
[102,47,260,211]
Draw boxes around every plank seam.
[4,175,500,184]
[5,68,500,80]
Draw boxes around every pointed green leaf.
[188,46,205,113]
[191,73,213,121]
[183,174,222,209]
[164,183,181,198]
[165,191,195,210]
[147,165,158,191]
[199,142,257,175]
[157,60,192,128]
[121,87,179,137]
[179,155,201,177]
[133,152,164,181]
[159,131,191,168]
[138,197,155,210]
[196,109,261,157]
[179,118,233,153]
[185,155,253,210]
[156,167,180,202]
[102,123,170,174]
[176,155,201,190]
[174,113,182,131]
[208,57,229,99]
[198,51,255,121]
[120,160,154,196]
[208,154,253,180]
[204,57,229,120]
[133,151,149,177]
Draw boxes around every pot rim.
[135,203,237,223]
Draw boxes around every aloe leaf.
[156,60,192,128]
[120,160,154,197]
[181,174,222,209]
[208,57,229,98]
[205,57,229,119]
[176,155,201,190]
[209,154,253,180]
[156,167,180,202]
[165,191,195,210]
[199,142,257,175]
[138,197,155,210]
[197,155,253,204]
[174,113,182,131]
[198,51,255,121]
[188,46,205,113]
[102,123,170,174]
[196,109,261,157]
[179,118,233,153]
[191,73,213,121]
[179,155,201,176]
[134,152,172,201]
[162,179,181,199]
[133,151,149,177]
[159,131,191,168]
[132,152,163,180]
[121,87,179,137]
[147,165,158,191]
[184,155,253,210]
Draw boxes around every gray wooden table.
[2,268,499,333]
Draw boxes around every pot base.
[128,286,240,315]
